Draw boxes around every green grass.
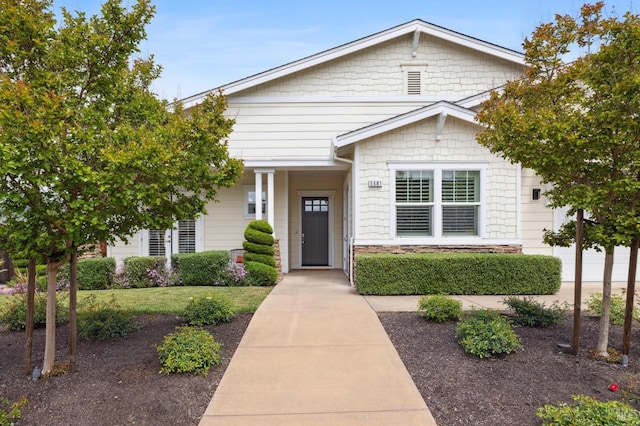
[0,286,272,315]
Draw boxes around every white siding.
[108,236,140,265]
[356,117,518,241]
[238,35,523,98]
[520,168,554,255]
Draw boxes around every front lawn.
[0,286,272,315]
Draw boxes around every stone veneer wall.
[273,239,284,282]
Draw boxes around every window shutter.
[407,71,421,95]
[397,205,432,236]
[178,219,196,253]
[148,230,166,256]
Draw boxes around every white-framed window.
[243,185,267,217]
[391,164,484,239]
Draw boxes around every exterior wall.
[224,102,427,161]
[238,35,523,98]
[355,244,521,255]
[288,172,345,269]
[520,168,553,255]
[108,237,139,265]
[355,117,519,242]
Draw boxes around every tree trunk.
[622,239,639,358]
[572,209,584,355]
[42,258,63,376]
[69,252,77,373]
[23,258,36,376]
[595,247,615,358]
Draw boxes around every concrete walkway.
[199,270,436,425]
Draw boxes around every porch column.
[254,169,275,236]
[254,171,263,221]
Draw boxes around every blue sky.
[53,0,636,100]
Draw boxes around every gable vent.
[407,71,421,95]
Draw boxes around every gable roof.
[333,101,479,148]
[180,19,525,108]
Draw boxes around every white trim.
[516,164,522,240]
[389,163,487,240]
[267,172,275,233]
[354,238,521,246]
[243,184,267,219]
[297,190,336,268]
[255,172,263,220]
[179,19,524,108]
[227,95,470,104]
[353,145,361,240]
[334,102,479,148]
[244,160,350,170]
[283,171,290,273]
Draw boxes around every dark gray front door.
[302,197,329,266]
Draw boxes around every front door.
[301,197,329,266]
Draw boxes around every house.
[108,19,635,283]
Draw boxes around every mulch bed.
[0,314,252,426]
[379,312,640,425]
[2,310,640,425]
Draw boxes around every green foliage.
[621,373,640,405]
[242,241,275,256]
[355,253,561,295]
[244,227,275,246]
[417,295,462,322]
[183,293,236,326]
[122,256,168,288]
[0,292,68,331]
[60,257,116,290]
[586,292,639,326]
[244,261,277,286]
[0,395,27,426]
[171,251,229,286]
[78,295,135,340]
[537,395,640,425]
[248,219,274,234]
[455,309,521,359]
[243,252,276,267]
[503,296,567,327]
[156,326,222,376]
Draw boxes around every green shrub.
[60,257,116,290]
[242,241,275,256]
[244,227,275,246]
[455,309,521,358]
[417,295,462,322]
[78,295,136,340]
[171,251,229,286]
[503,296,567,327]
[0,395,28,426]
[249,219,273,234]
[244,261,277,286]
[156,326,222,376]
[216,261,250,286]
[183,293,236,326]
[123,256,168,288]
[243,252,276,267]
[585,292,639,326]
[537,395,640,425]
[0,292,68,331]
[355,253,561,295]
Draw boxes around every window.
[178,219,196,253]
[395,170,433,236]
[393,166,482,238]
[148,229,166,256]
[244,186,267,217]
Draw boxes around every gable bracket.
[436,110,448,141]
[412,29,421,58]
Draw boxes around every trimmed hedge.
[123,256,167,288]
[242,240,275,256]
[355,253,561,295]
[248,220,273,234]
[75,257,116,290]
[243,252,276,267]
[244,227,275,246]
[245,261,278,286]
[171,251,229,286]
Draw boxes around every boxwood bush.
[123,256,168,288]
[355,253,561,295]
[171,251,229,286]
[60,257,116,290]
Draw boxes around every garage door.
[553,207,638,282]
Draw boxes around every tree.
[476,2,640,358]
[0,0,243,375]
